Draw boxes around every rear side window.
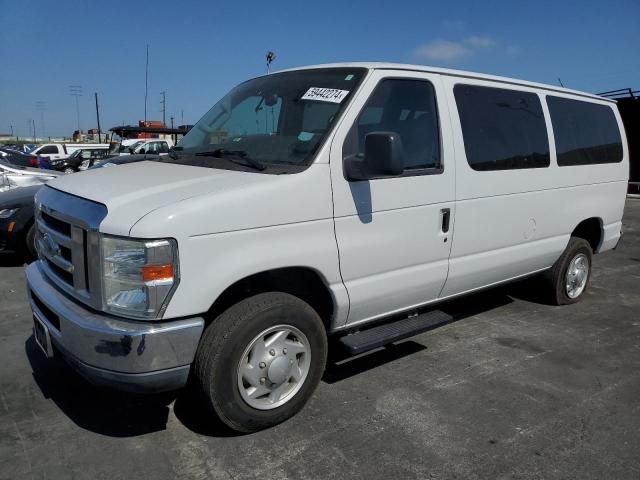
[546,96,622,166]
[454,85,550,171]
[39,145,59,155]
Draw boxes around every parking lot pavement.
[0,201,638,480]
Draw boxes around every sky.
[0,0,638,138]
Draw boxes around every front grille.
[34,186,107,310]
[41,211,71,236]
[31,289,60,331]
[45,258,74,285]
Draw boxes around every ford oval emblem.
[42,232,60,257]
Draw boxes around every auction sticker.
[301,87,350,103]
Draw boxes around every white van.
[26,63,628,432]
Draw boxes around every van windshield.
[172,68,366,172]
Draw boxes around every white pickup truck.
[26,63,628,432]
[31,143,109,163]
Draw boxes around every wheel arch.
[206,266,336,331]
[571,217,604,253]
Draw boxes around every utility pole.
[160,91,166,125]
[144,44,149,122]
[558,77,565,88]
[32,119,36,142]
[94,92,102,143]
[181,110,184,126]
[9,124,13,137]
[69,85,83,131]
[170,116,174,128]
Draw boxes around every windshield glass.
[119,141,142,152]
[175,68,366,170]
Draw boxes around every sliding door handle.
[441,208,451,234]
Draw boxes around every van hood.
[46,161,277,236]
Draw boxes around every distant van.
[27,63,628,432]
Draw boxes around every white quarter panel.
[440,77,629,297]
[330,70,456,326]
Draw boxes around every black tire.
[547,237,593,305]
[193,292,327,432]
[25,224,37,261]
[63,167,75,174]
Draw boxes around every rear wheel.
[547,237,593,305]
[193,292,327,432]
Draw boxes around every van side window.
[546,96,622,166]
[454,85,550,171]
[343,79,441,171]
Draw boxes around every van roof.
[277,62,615,103]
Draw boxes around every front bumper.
[25,261,205,393]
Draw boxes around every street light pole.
[144,44,149,122]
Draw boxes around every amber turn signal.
[142,264,174,282]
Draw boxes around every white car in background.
[119,139,174,156]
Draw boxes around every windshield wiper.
[195,149,266,171]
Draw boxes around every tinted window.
[39,145,58,155]
[546,96,622,166]
[454,85,550,171]
[344,79,441,171]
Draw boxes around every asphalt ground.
[1,200,639,480]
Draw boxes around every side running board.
[338,310,453,355]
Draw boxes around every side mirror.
[344,132,404,180]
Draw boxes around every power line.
[69,85,83,131]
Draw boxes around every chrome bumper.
[25,261,205,393]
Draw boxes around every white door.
[439,78,563,297]
[330,71,456,327]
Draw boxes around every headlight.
[0,208,18,219]
[101,235,179,319]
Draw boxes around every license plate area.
[33,312,54,358]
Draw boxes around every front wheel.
[547,237,593,305]
[25,224,37,261]
[193,292,327,432]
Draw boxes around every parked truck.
[30,143,110,164]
